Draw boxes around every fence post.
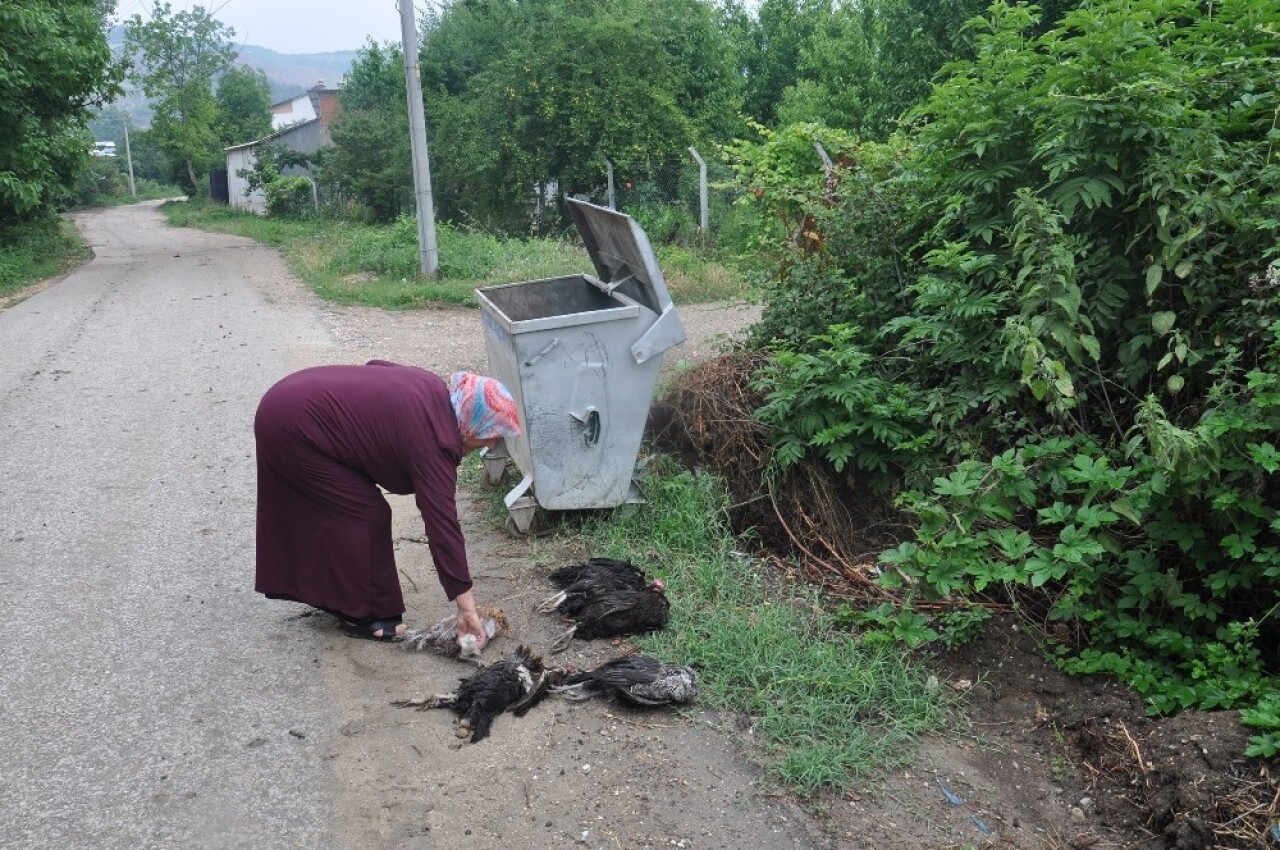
[604,158,616,210]
[688,146,708,234]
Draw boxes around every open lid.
[566,197,675,316]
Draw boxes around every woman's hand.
[454,590,487,651]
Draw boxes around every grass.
[0,217,93,299]
[90,179,186,207]
[515,455,957,795]
[161,198,753,309]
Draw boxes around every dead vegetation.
[648,351,904,599]
[1070,713,1276,849]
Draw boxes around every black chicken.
[390,645,554,742]
[535,557,651,616]
[553,653,698,707]
[548,580,669,654]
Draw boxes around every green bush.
[629,201,697,247]
[740,0,1280,750]
[55,157,129,209]
[335,215,421,279]
[264,176,315,219]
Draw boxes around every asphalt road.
[0,202,341,849]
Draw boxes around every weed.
[0,217,92,298]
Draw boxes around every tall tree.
[774,0,1085,139]
[741,0,832,127]
[125,2,236,192]
[419,0,743,231]
[0,0,124,223]
[215,65,273,147]
[323,42,412,223]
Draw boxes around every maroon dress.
[254,361,472,622]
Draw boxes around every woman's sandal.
[342,618,404,642]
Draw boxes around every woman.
[254,360,521,644]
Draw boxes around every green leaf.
[1111,498,1143,525]
[933,469,979,498]
[1152,312,1176,336]
[1221,533,1257,559]
[1247,442,1280,473]
[1145,264,1163,297]
[1244,734,1279,759]
[1080,335,1101,361]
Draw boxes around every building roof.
[226,83,342,152]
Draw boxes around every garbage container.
[475,197,686,533]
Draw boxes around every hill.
[103,28,360,127]
[233,44,361,101]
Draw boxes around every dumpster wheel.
[480,444,511,487]
[502,475,538,536]
[505,497,538,536]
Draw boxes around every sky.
[116,0,410,55]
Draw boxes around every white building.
[223,83,341,214]
[270,81,337,131]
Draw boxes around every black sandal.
[342,617,404,642]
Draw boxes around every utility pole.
[398,0,438,277]
[123,115,137,198]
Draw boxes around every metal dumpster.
[475,197,686,533]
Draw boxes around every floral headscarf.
[448,372,522,441]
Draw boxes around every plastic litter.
[939,779,993,838]
[937,780,964,807]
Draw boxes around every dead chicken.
[400,604,508,661]
[535,557,652,615]
[553,653,698,707]
[391,645,555,742]
[547,580,669,654]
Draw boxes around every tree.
[0,0,124,224]
[743,0,1280,734]
[774,0,1084,139]
[740,0,832,127]
[323,42,412,222]
[215,65,273,147]
[419,0,743,232]
[125,2,236,192]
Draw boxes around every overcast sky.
[116,0,410,54]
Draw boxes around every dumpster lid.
[566,197,675,316]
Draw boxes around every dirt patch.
[261,272,1273,848]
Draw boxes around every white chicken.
[401,604,508,662]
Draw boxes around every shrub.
[264,176,315,219]
[741,0,1280,745]
[56,157,129,209]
